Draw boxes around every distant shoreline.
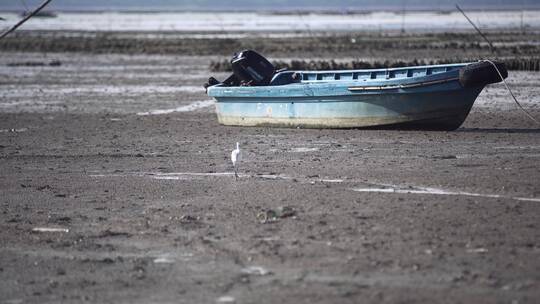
[1,10,538,33]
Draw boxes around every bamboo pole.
[455,4,495,54]
[0,0,54,40]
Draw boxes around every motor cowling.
[230,50,275,86]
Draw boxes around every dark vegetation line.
[210,58,540,72]
[2,31,538,56]
[2,31,539,71]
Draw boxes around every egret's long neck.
[236,142,240,150]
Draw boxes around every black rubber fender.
[459,61,508,88]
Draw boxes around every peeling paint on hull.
[214,87,481,130]
[217,110,471,130]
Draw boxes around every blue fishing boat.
[205,50,507,130]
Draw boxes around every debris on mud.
[241,266,272,276]
[467,248,489,254]
[216,295,236,303]
[97,229,131,238]
[153,256,174,264]
[179,214,200,223]
[31,227,69,233]
[256,206,297,224]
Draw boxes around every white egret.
[231,142,241,180]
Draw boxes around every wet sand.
[1,50,539,303]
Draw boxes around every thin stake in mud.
[231,142,241,180]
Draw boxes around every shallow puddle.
[137,100,214,115]
[351,185,540,202]
[291,147,319,153]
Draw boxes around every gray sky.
[1,0,539,11]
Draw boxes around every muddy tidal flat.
[1,36,540,303]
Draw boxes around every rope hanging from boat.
[0,0,54,40]
[455,5,538,125]
[483,59,540,125]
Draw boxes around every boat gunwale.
[289,62,473,75]
[347,76,460,91]
[207,72,464,97]
[206,62,488,99]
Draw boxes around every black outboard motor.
[204,50,275,89]
[230,50,275,86]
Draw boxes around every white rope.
[482,59,540,125]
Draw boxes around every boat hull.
[207,61,503,130]
[214,82,483,130]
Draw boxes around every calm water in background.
[0,10,539,32]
